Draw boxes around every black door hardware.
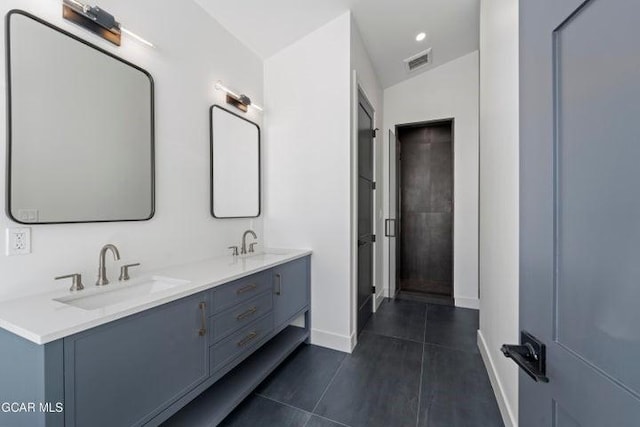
[385,219,398,237]
[501,331,549,383]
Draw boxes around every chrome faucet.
[241,230,257,255]
[96,244,121,286]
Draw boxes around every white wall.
[383,51,480,309]
[477,0,519,426]
[349,17,385,324]
[263,13,353,352]
[0,0,264,301]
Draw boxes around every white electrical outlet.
[6,227,31,256]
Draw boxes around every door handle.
[385,219,397,237]
[501,331,548,383]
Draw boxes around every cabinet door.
[273,257,310,327]
[64,293,209,427]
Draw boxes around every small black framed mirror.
[210,105,261,218]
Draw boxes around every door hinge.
[372,128,379,138]
[372,235,376,243]
[372,181,376,190]
[372,286,376,293]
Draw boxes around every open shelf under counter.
[161,325,309,427]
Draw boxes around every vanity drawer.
[209,292,273,343]
[212,270,271,313]
[210,312,273,374]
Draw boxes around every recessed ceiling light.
[416,32,426,42]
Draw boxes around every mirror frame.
[210,105,261,219]
[4,9,156,225]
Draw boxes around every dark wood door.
[518,0,640,424]
[357,91,374,333]
[398,122,453,296]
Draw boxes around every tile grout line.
[360,329,425,345]
[423,340,480,354]
[415,304,428,427]
[311,413,353,427]
[310,352,348,416]
[256,393,351,427]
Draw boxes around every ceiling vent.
[404,48,432,73]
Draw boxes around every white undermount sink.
[240,249,291,262]
[242,252,284,262]
[54,276,190,310]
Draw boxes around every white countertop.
[0,249,312,345]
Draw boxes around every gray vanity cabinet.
[0,256,311,427]
[272,257,310,326]
[63,292,209,427]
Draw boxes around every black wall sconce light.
[215,81,263,113]
[62,0,153,47]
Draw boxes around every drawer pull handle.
[236,306,258,321]
[236,284,258,295]
[274,273,282,295]
[198,302,207,337]
[237,331,259,347]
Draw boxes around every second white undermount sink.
[54,276,190,310]
[240,250,291,262]
[242,253,283,262]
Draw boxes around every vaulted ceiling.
[195,0,479,88]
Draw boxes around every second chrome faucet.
[241,230,257,255]
[96,244,120,286]
[229,230,259,257]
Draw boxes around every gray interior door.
[519,0,640,425]
[357,90,374,334]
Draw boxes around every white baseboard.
[477,330,517,427]
[349,330,357,352]
[455,297,480,310]
[311,328,354,353]
[374,291,385,311]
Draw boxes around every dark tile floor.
[220,299,504,427]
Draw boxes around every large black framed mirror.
[5,10,155,224]
[210,105,261,218]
